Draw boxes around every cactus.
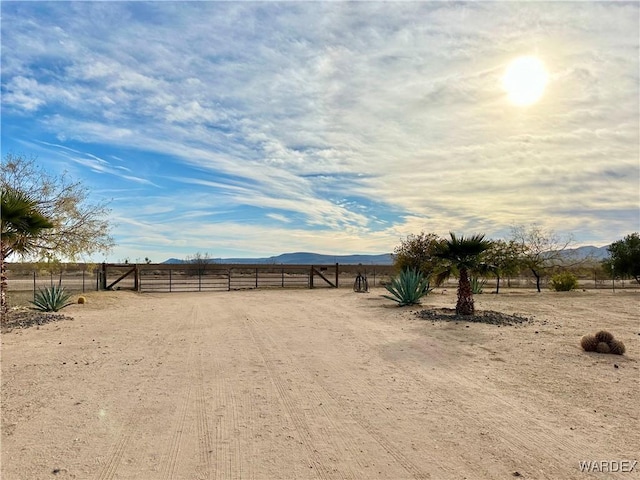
[580,335,598,352]
[595,342,611,354]
[77,296,86,304]
[608,339,626,355]
[595,330,614,344]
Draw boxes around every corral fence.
[98,263,395,293]
[5,263,638,300]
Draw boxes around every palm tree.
[435,232,492,316]
[1,187,54,313]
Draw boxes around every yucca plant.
[31,284,74,312]
[383,268,433,306]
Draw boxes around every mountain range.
[163,246,610,265]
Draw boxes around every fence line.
[6,263,638,297]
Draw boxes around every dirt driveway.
[1,288,638,479]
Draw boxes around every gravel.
[1,309,73,332]
[415,307,532,326]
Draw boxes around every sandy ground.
[1,287,638,480]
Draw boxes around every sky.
[1,1,639,263]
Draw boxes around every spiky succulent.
[580,335,598,352]
[608,339,626,355]
[596,342,611,354]
[31,285,74,312]
[383,268,433,307]
[595,330,614,344]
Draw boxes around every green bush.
[471,276,486,294]
[383,268,433,306]
[31,285,74,312]
[550,272,579,291]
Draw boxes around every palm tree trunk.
[456,267,475,315]
[1,244,8,314]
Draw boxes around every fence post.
[228,269,231,291]
[281,268,284,288]
[101,263,107,290]
[335,263,339,288]
[82,269,86,293]
[198,269,202,292]
[33,271,36,301]
[309,266,314,289]
[169,269,172,293]
[255,268,258,288]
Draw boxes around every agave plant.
[31,284,74,312]
[383,268,433,306]
[471,276,486,294]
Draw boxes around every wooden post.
[309,266,314,288]
[281,268,284,288]
[134,265,139,292]
[255,268,259,288]
[169,269,172,293]
[101,263,107,290]
[228,269,231,291]
[335,263,339,288]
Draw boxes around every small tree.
[1,153,114,261]
[435,233,492,316]
[392,232,444,278]
[185,251,212,276]
[603,233,640,284]
[510,224,578,293]
[484,239,523,294]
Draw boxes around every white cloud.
[1,1,637,259]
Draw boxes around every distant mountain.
[163,252,393,265]
[163,246,610,265]
[562,245,610,260]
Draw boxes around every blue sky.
[1,1,638,262]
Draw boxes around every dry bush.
[580,335,598,352]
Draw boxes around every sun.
[502,56,549,106]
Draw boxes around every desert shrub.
[580,335,598,352]
[550,272,579,291]
[471,276,486,294]
[595,330,614,344]
[596,342,611,354]
[383,268,433,307]
[31,285,73,312]
[609,339,626,355]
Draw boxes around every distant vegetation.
[389,226,639,305]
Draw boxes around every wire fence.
[5,263,637,304]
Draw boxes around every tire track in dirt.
[195,351,213,480]
[94,306,195,480]
[160,305,199,480]
[95,414,141,480]
[244,316,332,480]
[212,376,244,480]
[297,299,596,478]
[246,314,431,480]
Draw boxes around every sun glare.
[502,56,549,106]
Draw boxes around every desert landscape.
[1,287,638,479]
